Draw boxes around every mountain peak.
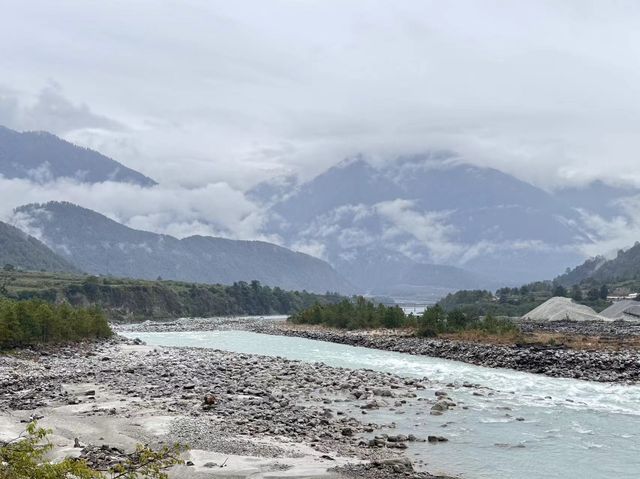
[0,125,157,186]
[254,153,600,293]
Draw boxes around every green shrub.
[474,313,519,335]
[416,305,446,337]
[0,422,98,479]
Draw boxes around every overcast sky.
[2,0,640,192]
[3,0,640,259]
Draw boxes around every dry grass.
[441,330,640,351]
[439,330,523,345]
[523,332,640,351]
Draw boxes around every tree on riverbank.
[0,299,112,349]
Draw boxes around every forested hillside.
[555,242,640,286]
[0,271,343,322]
[0,221,79,273]
[13,202,353,294]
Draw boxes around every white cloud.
[290,240,327,260]
[0,177,267,241]
[374,199,462,262]
[0,82,124,135]
[575,195,640,258]
[0,1,640,190]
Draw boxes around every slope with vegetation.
[0,221,79,274]
[555,242,640,286]
[1,271,343,322]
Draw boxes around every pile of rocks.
[334,458,456,479]
[1,341,443,468]
[518,319,640,337]
[115,316,277,334]
[79,444,130,470]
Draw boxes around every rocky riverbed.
[0,337,458,478]
[120,317,640,383]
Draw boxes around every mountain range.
[11,202,352,293]
[4,125,640,297]
[250,154,639,296]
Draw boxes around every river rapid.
[122,329,640,479]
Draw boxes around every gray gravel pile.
[600,300,640,321]
[521,297,610,322]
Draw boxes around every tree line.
[288,296,518,337]
[2,272,344,322]
[0,298,112,349]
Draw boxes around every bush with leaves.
[416,304,445,337]
[0,422,185,479]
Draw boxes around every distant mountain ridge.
[12,202,352,293]
[5,123,639,297]
[251,154,639,295]
[0,125,156,185]
[0,221,79,273]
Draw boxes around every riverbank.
[0,338,457,478]
[120,317,640,383]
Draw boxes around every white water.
[123,330,640,479]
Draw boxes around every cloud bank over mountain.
[0,176,265,241]
[2,1,640,191]
[3,1,640,293]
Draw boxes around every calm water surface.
[122,329,640,479]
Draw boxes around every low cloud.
[375,199,462,262]
[576,195,640,258]
[290,240,327,259]
[0,177,268,242]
